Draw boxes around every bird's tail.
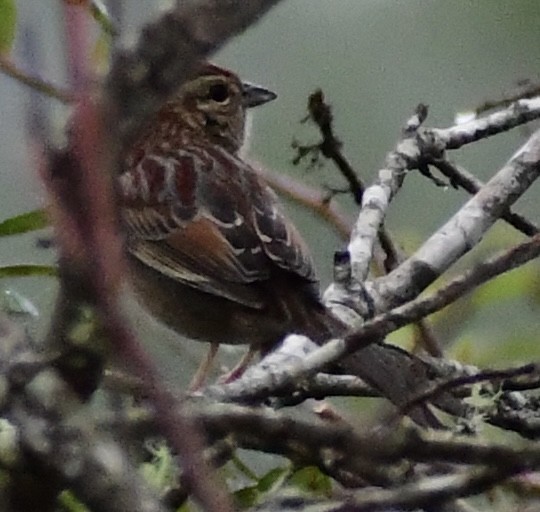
[277,282,442,426]
[312,307,441,427]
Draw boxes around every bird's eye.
[208,83,230,103]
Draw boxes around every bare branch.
[300,89,365,204]
[0,54,72,103]
[439,97,540,149]
[432,159,539,237]
[302,93,442,355]
[473,79,540,115]
[372,127,540,310]
[0,314,166,512]
[345,233,540,360]
[325,99,540,316]
[345,106,431,284]
[343,468,515,512]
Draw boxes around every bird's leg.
[218,346,257,384]
[188,342,220,391]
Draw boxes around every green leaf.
[89,0,118,37]
[57,490,91,512]
[140,440,178,494]
[0,0,16,54]
[289,466,333,497]
[0,265,56,278]
[233,467,289,509]
[0,209,49,236]
[257,467,289,493]
[1,288,39,317]
[234,486,260,509]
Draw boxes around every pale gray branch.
[372,127,540,310]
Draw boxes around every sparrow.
[118,63,342,379]
[118,62,439,424]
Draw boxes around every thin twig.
[432,159,539,237]
[0,54,72,103]
[304,89,365,204]
[302,89,405,272]
[473,79,540,115]
[343,467,517,512]
[89,0,118,37]
[400,364,538,417]
[437,96,540,149]
[254,163,354,240]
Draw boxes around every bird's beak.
[242,82,277,108]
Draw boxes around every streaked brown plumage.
[118,62,438,425]
[119,62,338,350]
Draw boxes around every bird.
[117,62,441,424]
[118,62,343,384]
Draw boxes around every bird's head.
[162,63,276,153]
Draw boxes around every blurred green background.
[1,0,540,389]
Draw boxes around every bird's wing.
[119,146,318,307]
[246,170,317,283]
